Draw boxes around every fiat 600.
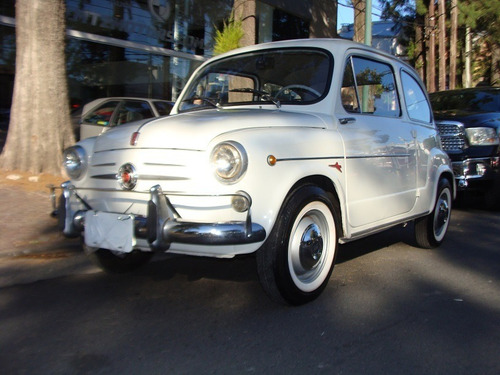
[56,39,454,305]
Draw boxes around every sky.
[337,1,382,29]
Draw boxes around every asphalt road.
[0,206,499,375]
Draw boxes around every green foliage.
[213,15,244,55]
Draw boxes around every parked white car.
[55,39,454,305]
[75,97,174,140]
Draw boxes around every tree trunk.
[309,0,337,38]
[438,0,446,91]
[415,17,425,80]
[464,26,472,88]
[353,0,366,44]
[233,0,256,47]
[427,1,436,93]
[0,0,74,175]
[491,43,500,87]
[449,0,458,89]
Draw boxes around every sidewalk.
[0,169,100,287]
[0,169,81,258]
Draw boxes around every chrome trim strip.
[93,147,204,153]
[138,175,190,181]
[92,163,116,167]
[276,156,343,162]
[91,174,117,180]
[276,154,410,162]
[347,154,411,159]
[90,174,190,181]
[144,162,185,167]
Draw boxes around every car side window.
[82,101,120,126]
[341,59,360,113]
[401,71,432,123]
[342,56,400,117]
[114,101,154,126]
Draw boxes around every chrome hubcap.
[299,223,323,271]
[434,189,451,240]
[288,201,336,292]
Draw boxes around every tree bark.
[415,17,425,80]
[233,0,256,47]
[0,0,74,175]
[449,0,458,89]
[491,43,500,87]
[438,0,446,91]
[309,0,337,38]
[353,0,366,44]
[427,1,436,93]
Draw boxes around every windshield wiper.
[183,96,222,109]
[229,88,281,108]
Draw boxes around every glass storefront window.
[0,24,15,113]
[66,0,232,56]
[66,38,202,107]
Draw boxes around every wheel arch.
[283,174,345,238]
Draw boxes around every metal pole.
[362,0,372,112]
[364,0,372,46]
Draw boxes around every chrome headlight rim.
[63,145,87,180]
[210,141,248,184]
[465,127,500,146]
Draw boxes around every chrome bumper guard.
[50,183,266,251]
[452,157,500,188]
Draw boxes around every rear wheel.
[257,185,340,305]
[414,178,452,248]
[85,246,154,273]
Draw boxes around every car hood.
[433,110,500,129]
[93,108,326,152]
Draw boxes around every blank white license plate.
[84,211,135,253]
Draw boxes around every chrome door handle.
[339,117,356,125]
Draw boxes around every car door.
[400,69,435,193]
[337,54,418,229]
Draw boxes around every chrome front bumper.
[51,183,266,252]
[452,157,500,189]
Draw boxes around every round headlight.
[63,146,87,180]
[210,141,247,183]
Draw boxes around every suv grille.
[436,121,466,153]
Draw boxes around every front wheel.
[85,246,154,273]
[257,185,340,305]
[414,178,452,248]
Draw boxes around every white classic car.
[56,39,455,305]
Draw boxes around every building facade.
[0,0,337,113]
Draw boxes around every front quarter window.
[341,56,400,117]
[178,48,332,112]
[401,71,432,123]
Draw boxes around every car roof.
[208,38,410,67]
[81,97,171,116]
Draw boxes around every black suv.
[430,87,500,206]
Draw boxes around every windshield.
[178,48,332,112]
[430,90,500,113]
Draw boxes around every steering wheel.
[275,84,321,100]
